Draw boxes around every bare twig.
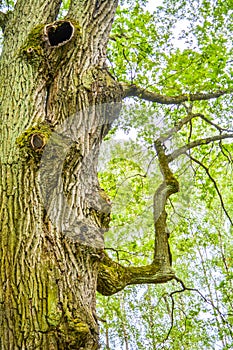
[158,112,203,143]
[199,115,233,133]
[163,276,233,341]
[219,142,233,163]
[167,133,233,162]
[173,276,232,331]
[188,155,233,225]
[105,247,145,258]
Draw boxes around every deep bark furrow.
[0,3,122,348]
[68,0,118,28]
[8,0,62,47]
[87,1,118,58]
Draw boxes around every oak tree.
[0,0,232,349]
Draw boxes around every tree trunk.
[0,1,120,348]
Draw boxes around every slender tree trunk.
[0,1,120,348]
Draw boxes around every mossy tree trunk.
[0,1,120,349]
[0,0,191,348]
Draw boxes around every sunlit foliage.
[98,0,233,348]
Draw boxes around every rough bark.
[1,1,229,348]
[0,1,120,349]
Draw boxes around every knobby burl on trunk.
[1,0,226,348]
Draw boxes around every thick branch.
[97,142,179,297]
[97,253,175,296]
[167,133,233,162]
[122,83,230,104]
[153,141,179,264]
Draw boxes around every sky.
[146,0,163,11]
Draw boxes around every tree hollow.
[44,20,74,47]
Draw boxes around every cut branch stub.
[44,21,75,47]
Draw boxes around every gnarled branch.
[97,253,175,296]
[121,83,230,104]
[153,140,179,265]
[97,140,180,296]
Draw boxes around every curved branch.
[121,83,231,104]
[153,141,179,265]
[97,253,175,296]
[98,141,179,297]
[167,133,233,162]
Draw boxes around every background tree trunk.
[0,1,120,348]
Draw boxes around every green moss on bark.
[16,122,52,160]
[20,24,46,61]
